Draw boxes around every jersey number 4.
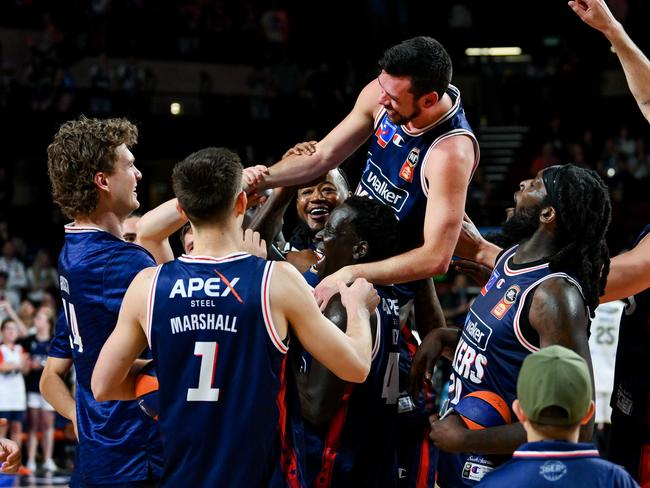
[187,341,220,402]
[62,298,83,353]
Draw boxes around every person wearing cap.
[411,164,612,486]
[477,346,638,487]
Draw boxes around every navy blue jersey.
[301,286,401,487]
[477,441,639,487]
[148,253,302,487]
[611,224,650,434]
[49,224,163,486]
[355,85,479,252]
[438,245,585,487]
[21,335,50,393]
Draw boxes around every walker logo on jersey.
[375,118,397,148]
[539,461,567,482]
[169,274,242,302]
[462,457,493,482]
[491,284,520,319]
[480,270,501,296]
[361,160,409,211]
[463,311,493,351]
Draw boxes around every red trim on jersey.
[214,270,243,304]
[401,324,418,357]
[416,428,431,488]
[0,349,3,365]
[315,384,355,488]
[262,262,288,354]
[512,449,600,458]
[276,358,302,488]
[178,252,249,264]
[64,223,102,233]
[146,265,162,347]
[639,444,650,486]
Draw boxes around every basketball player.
[570,0,650,481]
[91,147,379,487]
[296,196,401,486]
[249,36,479,307]
[40,117,164,487]
[477,346,638,488]
[122,212,141,242]
[412,164,611,486]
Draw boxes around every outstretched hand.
[568,0,620,34]
[282,140,318,159]
[0,432,21,474]
[338,278,379,314]
[242,165,269,193]
[454,214,485,261]
[452,258,493,287]
[314,267,354,311]
[241,229,267,259]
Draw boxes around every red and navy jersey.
[355,85,479,252]
[49,224,164,486]
[438,245,585,487]
[477,441,639,487]
[148,253,302,487]
[301,286,400,487]
[611,224,650,437]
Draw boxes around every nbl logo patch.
[399,147,419,183]
[491,284,520,319]
[375,118,397,148]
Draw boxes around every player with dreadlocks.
[409,164,611,486]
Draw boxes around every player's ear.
[94,172,110,192]
[512,399,527,424]
[421,91,439,108]
[175,200,189,220]
[539,206,556,225]
[234,190,247,216]
[352,240,368,261]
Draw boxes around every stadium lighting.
[170,102,182,115]
[465,47,523,57]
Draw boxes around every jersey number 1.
[187,341,220,402]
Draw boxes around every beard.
[495,203,545,247]
[387,104,421,125]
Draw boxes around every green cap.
[517,345,592,426]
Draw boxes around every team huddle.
[0,0,646,487]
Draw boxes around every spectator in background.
[529,142,559,177]
[23,307,58,473]
[17,299,35,334]
[121,212,141,243]
[628,139,650,179]
[0,319,27,472]
[27,250,58,304]
[0,298,27,338]
[0,271,20,312]
[0,241,27,299]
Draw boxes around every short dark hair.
[378,36,452,99]
[172,147,243,224]
[1,318,15,331]
[47,117,138,218]
[344,196,399,262]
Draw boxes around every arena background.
[1,0,649,259]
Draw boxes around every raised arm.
[136,199,188,264]
[91,268,153,401]
[601,233,650,302]
[257,81,379,190]
[270,262,377,383]
[529,278,594,441]
[296,295,378,425]
[569,0,650,122]
[314,136,476,306]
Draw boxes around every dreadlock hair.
[544,164,611,318]
[343,196,400,262]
